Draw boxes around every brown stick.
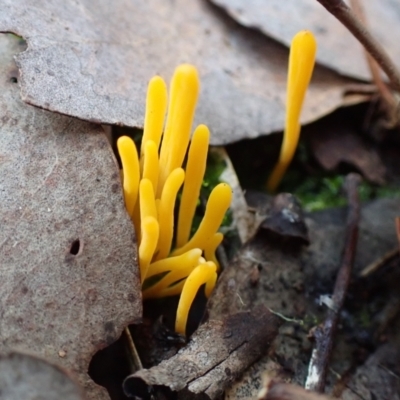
[349,0,398,127]
[305,173,361,392]
[395,217,400,252]
[315,0,400,93]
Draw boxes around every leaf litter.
[209,0,400,81]
[0,34,141,400]
[0,2,400,398]
[0,0,366,144]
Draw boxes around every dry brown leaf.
[0,352,85,400]
[310,128,386,185]
[124,307,280,400]
[0,34,141,400]
[210,0,400,81]
[0,0,359,144]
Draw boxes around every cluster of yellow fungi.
[267,30,317,192]
[117,30,316,336]
[117,64,232,336]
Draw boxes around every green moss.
[277,142,400,212]
[288,174,400,212]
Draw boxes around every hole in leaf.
[10,76,17,83]
[70,239,80,255]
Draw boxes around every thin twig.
[395,217,400,252]
[305,173,361,392]
[315,0,400,93]
[359,247,398,277]
[349,0,398,127]
[124,327,143,371]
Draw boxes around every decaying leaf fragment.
[310,128,386,185]
[0,0,360,144]
[124,307,280,400]
[0,34,141,400]
[0,352,85,400]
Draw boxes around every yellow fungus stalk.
[139,179,157,221]
[175,262,217,335]
[176,124,210,247]
[140,76,168,160]
[155,258,209,299]
[173,183,232,256]
[142,249,202,299]
[139,216,159,282]
[157,65,199,197]
[117,136,140,217]
[155,168,185,261]
[142,140,159,191]
[267,30,317,192]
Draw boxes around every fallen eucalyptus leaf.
[0,352,85,400]
[210,0,400,81]
[0,34,141,400]
[0,0,360,144]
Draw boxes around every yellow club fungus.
[140,76,168,159]
[117,136,140,217]
[172,183,232,257]
[156,168,185,261]
[176,124,210,248]
[117,64,231,335]
[142,248,202,299]
[138,216,159,281]
[157,64,200,198]
[267,30,317,192]
[139,179,157,222]
[142,140,159,191]
[175,262,217,335]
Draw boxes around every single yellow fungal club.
[267,30,317,192]
[175,262,217,334]
[118,64,232,336]
[117,136,140,217]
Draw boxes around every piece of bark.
[0,34,141,400]
[0,0,360,144]
[207,233,306,319]
[0,352,85,400]
[123,307,280,400]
